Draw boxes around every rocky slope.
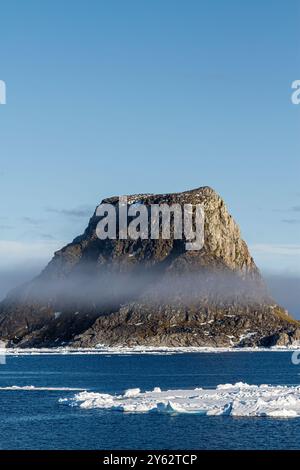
[0,186,299,348]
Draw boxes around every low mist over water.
[265,274,300,319]
[0,262,299,318]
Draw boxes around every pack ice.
[60,382,300,418]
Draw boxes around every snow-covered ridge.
[0,345,300,355]
[60,383,300,418]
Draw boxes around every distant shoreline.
[0,345,299,355]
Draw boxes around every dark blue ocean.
[0,352,300,450]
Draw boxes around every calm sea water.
[0,352,300,450]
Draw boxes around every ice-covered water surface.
[1,353,300,449]
[60,383,300,418]
[1,345,300,355]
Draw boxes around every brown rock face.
[0,186,297,348]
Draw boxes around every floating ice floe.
[59,383,300,418]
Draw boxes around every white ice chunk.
[60,382,300,418]
[123,388,141,398]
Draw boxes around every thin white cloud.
[0,240,64,269]
[251,244,300,256]
[45,205,94,218]
[251,244,300,275]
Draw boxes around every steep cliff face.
[41,186,259,277]
[0,186,298,348]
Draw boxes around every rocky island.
[0,186,299,348]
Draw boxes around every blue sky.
[0,0,299,289]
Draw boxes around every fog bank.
[0,261,299,318]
